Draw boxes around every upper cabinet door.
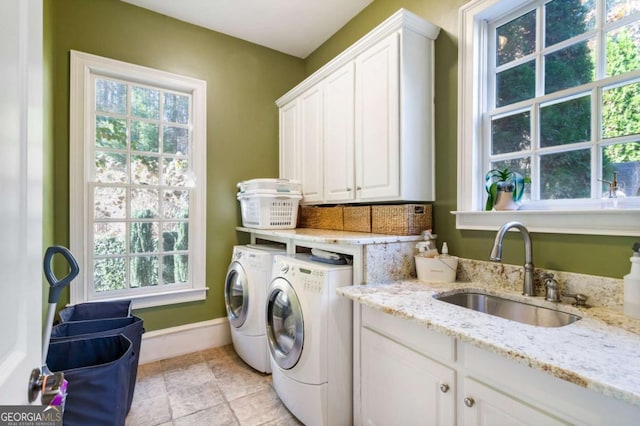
[279,100,299,181]
[299,85,324,203]
[355,32,400,201]
[324,62,355,203]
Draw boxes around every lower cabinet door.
[361,327,455,426]
[462,377,568,426]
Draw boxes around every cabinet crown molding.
[275,8,440,107]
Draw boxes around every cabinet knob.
[356,186,362,191]
[439,384,450,393]
[464,397,475,407]
[346,187,352,192]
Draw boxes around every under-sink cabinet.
[358,305,640,426]
[277,9,440,204]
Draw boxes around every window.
[70,51,207,308]
[456,0,640,236]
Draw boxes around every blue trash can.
[46,334,133,426]
[50,315,144,413]
[58,300,132,322]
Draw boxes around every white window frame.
[454,0,640,237]
[69,50,208,308]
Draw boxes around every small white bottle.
[623,243,640,319]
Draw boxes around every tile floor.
[125,344,302,426]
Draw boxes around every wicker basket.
[371,204,432,235]
[299,206,344,231]
[343,206,371,233]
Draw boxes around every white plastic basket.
[237,178,302,195]
[237,192,302,229]
[415,255,458,282]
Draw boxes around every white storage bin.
[237,178,302,195]
[237,192,302,229]
[415,256,458,282]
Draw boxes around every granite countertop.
[237,227,423,245]
[338,279,640,407]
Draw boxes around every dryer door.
[266,277,303,370]
[225,261,249,328]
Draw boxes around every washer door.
[225,261,249,328]
[266,277,303,370]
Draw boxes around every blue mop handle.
[43,246,79,304]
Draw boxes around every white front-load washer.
[266,254,353,426]
[224,244,285,373]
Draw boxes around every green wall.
[44,0,305,331]
[44,0,637,332]
[306,0,637,278]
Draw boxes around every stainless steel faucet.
[490,221,535,296]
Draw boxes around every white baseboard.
[139,317,232,364]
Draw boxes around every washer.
[224,244,285,373]
[266,254,353,426]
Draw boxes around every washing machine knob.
[280,264,289,274]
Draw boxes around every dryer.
[224,244,285,373]
[266,254,353,426]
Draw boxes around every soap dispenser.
[623,243,640,319]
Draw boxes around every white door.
[0,0,43,404]
[324,62,355,203]
[279,100,299,181]
[355,31,400,201]
[298,85,324,203]
[361,327,456,425]
[462,378,568,426]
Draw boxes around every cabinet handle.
[464,397,475,407]
[356,186,362,191]
[346,187,352,192]
[439,384,450,393]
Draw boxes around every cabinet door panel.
[462,378,568,426]
[279,100,298,181]
[361,328,455,426]
[355,32,400,201]
[299,86,323,203]
[324,63,355,203]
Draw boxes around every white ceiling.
[121,0,374,58]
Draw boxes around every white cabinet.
[298,85,324,203]
[323,63,355,202]
[354,32,400,201]
[355,305,640,426]
[279,100,298,181]
[277,9,440,204]
[361,327,455,426]
[461,378,567,426]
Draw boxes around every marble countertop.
[338,279,640,407]
[237,227,423,245]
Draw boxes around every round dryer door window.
[266,278,303,370]
[225,262,249,328]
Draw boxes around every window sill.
[79,287,209,310]
[452,209,640,236]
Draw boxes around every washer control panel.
[298,266,325,294]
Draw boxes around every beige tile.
[132,374,167,405]
[138,361,163,379]
[161,352,206,372]
[173,403,239,426]
[164,362,216,393]
[168,379,225,419]
[126,393,172,426]
[229,387,293,426]
[210,362,271,402]
[200,344,237,362]
[260,415,303,426]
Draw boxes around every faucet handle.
[562,292,589,307]
[543,274,561,303]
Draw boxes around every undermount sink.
[434,292,581,328]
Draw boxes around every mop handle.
[43,246,79,304]
[42,246,79,365]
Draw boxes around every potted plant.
[484,168,530,211]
